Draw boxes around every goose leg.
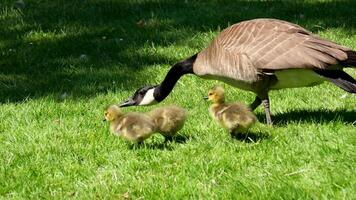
[262,97,273,125]
[249,96,262,111]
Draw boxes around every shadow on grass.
[1,0,355,103]
[167,134,191,144]
[128,142,174,151]
[231,131,271,143]
[127,134,191,150]
[257,109,356,125]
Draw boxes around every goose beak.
[119,98,136,107]
[102,118,106,122]
[203,96,209,100]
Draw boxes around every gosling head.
[103,105,124,122]
[119,85,159,107]
[204,85,225,104]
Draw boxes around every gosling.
[103,105,156,143]
[205,85,257,136]
[147,105,187,142]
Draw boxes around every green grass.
[1,0,356,199]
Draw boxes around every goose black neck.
[154,54,197,102]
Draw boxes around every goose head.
[119,86,159,107]
[205,85,225,104]
[104,105,124,121]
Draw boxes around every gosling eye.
[208,93,213,96]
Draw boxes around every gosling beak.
[102,118,106,122]
[119,98,136,107]
[203,96,209,100]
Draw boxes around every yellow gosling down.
[103,105,156,143]
[147,105,187,142]
[205,85,257,136]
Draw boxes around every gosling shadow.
[169,134,191,144]
[127,142,174,151]
[231,131,270,143]
[127,134,191,150]
[256,109,356,126]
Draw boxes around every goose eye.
[208,93,213,96]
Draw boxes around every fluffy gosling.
[147,105,187,141]
[205,85,257,136]
[103,105,156,143]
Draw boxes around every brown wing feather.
[225,19,350,70]
[194,39,259,83]
[196,19,352,76]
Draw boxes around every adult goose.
[120,18,356,124]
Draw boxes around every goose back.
[193,19,351,83]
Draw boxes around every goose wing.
[195,19,351,81]
[219,19,350,70]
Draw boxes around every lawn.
[1,0,355,199]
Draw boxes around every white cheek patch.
[139,88,157,106]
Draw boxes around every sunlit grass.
[0,0,355,199]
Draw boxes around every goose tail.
[341,50,356,67]
[314,69,356,93]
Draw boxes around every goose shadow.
[256,109,356,126]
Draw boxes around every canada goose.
[147,105,187,141]
[205,85,257,135]
[119,18,356,125]
[103,105,156,143]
